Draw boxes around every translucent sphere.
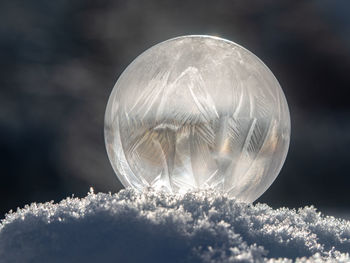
[105,35,290,202]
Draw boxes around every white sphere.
[105,35,290,202]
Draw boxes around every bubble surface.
[105,35,290,202]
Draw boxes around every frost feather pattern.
[105,36,291,202]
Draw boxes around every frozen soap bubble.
[105,35,290,202]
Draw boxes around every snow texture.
[0,188,350,263]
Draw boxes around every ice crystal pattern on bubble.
[105,35,290,202]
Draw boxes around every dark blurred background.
[1,0,350,218]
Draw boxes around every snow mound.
[1,189,350,263]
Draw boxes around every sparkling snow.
[1,188,349,262]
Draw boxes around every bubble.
[105,35,290,202]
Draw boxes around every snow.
[1,188,350,262]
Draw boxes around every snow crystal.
[0,188,349,262]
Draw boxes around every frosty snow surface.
[1,189,349,262]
